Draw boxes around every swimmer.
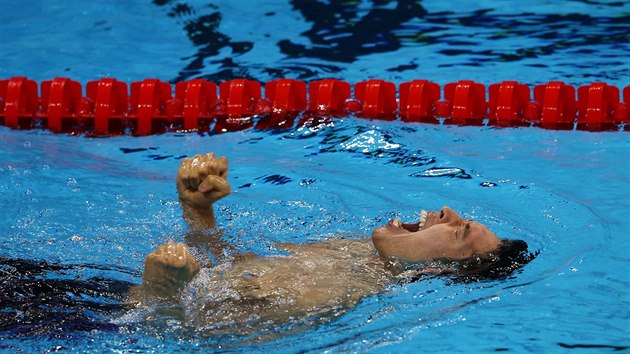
[133,152,535,329]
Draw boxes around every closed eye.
[463,222,471,238]
[457,221,471,239]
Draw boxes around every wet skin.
[371,206,501,262]
[135,152,503,325]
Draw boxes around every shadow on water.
[0,256,136,340]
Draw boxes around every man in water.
[135,152,533,327]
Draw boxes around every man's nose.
[438,206,462,224]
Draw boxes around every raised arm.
[176,152,231,229]
[133,153,231,304]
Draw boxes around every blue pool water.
[1,1,629,352]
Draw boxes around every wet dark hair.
[449,239,539,283]
[394,239,539,284]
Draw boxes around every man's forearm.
[181,203,217,229]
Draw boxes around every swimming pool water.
[1,0,629,352]
[2,0,629,87]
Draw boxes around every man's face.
[371,206,501,262]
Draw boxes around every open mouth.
[389,210,428,233]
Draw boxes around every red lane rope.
[1,76,628,135]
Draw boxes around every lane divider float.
[1,76,628,136]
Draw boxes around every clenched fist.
[142,241,200,300]
[176,152,231,228]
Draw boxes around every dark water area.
[0,257,135,340]
[153,0,630,84]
